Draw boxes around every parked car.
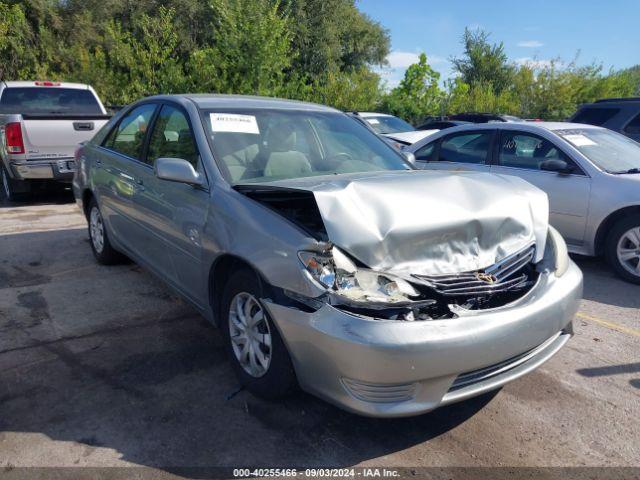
[352,112,438,146]
[449,112,522,123]
[417,119,471,130]
[406,122,640,283]
[569,98,640,142]
[0,80,110,201]
[73,95,581,417]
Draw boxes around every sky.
[357,0,640,88]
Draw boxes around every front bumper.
[8,159,76,182]
[264,260,583,417]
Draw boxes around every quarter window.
[498,132,570,171]
[104,104,156,159]
[439,132,492,164]
[147,105,199,167]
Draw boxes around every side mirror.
[403,151,417,166]
[155,157,203,186]
[540,158,572,174]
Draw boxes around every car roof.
[146,94,340,112]
[2,80,92,89]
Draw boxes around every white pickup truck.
[0,81,111,201]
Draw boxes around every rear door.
[132,103,210,305]
[414,130,494,173]
[94,103,158,256]
[490,130,592,248]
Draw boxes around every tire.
[1,164,31,202]
[220,269,297,399]
[604,214,640,284]
[87,197,126,265]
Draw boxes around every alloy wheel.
[616,226,640,278]
[89,206,105,254]
[228,292,272,378]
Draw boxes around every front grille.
[412,245,535,297]
[342,378,416,403]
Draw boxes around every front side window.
[103,104,156,159]
[624,113,640,135]
[439,132,492,164]
[572,107,619,126]
[202,109,411,184]
[0,87,102,115]
[498,132,569,171]
[147,105,199,167]
[556,128,640,174]
[414,142,436,162]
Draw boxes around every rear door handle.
[135,178,145,191]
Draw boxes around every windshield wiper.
[618,168,640,174]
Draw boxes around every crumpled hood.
[255,170,549,275]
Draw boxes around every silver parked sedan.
[406,122,640,284]
[73,95,582,417]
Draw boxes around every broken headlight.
[298,247,420,304]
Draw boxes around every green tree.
[381,53,442,124]
[451,28,515,94]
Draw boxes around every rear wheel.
[605,215,640,284]
[220,269,297,399]
[87,198,125,265]
[1,165,31,202]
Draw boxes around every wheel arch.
[208,254,272,327]
[594,206,640,256]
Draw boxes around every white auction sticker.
[367,118,380,125]
[210,113,260,134]
[562,134,597,147]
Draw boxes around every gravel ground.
[0,189,638,477]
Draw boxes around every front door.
[415,130,494,173]
[133,104,210,306]
[490,130,592,248]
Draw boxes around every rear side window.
[0,87,102,115]
[572,107,619,126]
[146,105,199,167]
[439,132,492,164]
[103,104,156,160]
[624,113,640,135]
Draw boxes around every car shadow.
[576,362,640,390]
[0,183,75,208]
[0,228,498,472]
[571,255,640,309]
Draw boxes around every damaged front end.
[294,244,541,321]
[234,171,560,322]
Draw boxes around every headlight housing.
[298,247,421,305]
[547,226,570,277]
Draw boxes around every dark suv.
[569,98,640,142]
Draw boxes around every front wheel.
[87,198,126,265]
[221,269,297,399]
[1,165,31,202]
[605,215,640,284]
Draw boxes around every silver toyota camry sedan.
[406,122,640,284]
[73,95,582,417]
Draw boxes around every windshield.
[202,109,411,184]
[556,128,640,173]
[0,87,102,115]
[364,115,415,134]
